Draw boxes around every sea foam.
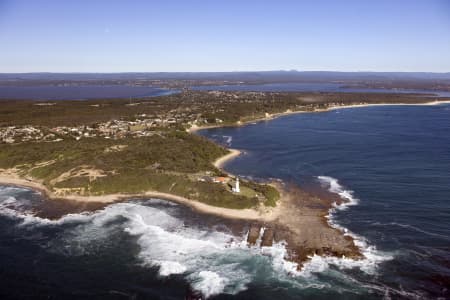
[318,175,359,208]
[222,135,233,146]
[193,271,229,298]
[0,191,253,298]
[0,183,392,298]
[314,176,393,275]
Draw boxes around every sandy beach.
[189,99,450,134]
[0,167,359,266]
[213,148,241,169]
[0,163,282,222]
[325,99,450,111]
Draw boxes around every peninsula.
[1,90,449,267]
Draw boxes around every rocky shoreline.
[205,134,363,268]
[0,170,362,269]
[186,100,450,268]
[7,101,432,269]
[243,182,362,269]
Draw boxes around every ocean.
[1,103,449,299]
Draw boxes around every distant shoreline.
[323,99,450,111]
[189,99,450,133]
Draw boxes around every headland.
[1,90,450,267]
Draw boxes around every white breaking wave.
[223,135,233,146]
[261,241,300,275]
[0,186,52,223]
[0,183,393,298]
[318,176,359,209]
[155,260,187,276]
[0,198,95,227]
[0,192,294,298]
[122,203,254,297]
[193,271,228,298]
[314,176,393,275]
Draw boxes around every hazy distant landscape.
[1,71,450,100]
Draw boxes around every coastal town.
[0,115,219,144]
[2,89,425,144]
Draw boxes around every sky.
[0,0,449,73]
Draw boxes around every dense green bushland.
[0,132,277,208]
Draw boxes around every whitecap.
[0,184,393,297]
[261,242,300,276]
[317,175,359,208]
[315,175,393,275]
[192,271,229,298]
[222,135,233,146]
[123,206,253,296]
[154,260,187,276]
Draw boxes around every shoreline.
[184,99,450,265]
[3,99,448,221]
[2,98,448,266]
[0,168,282,222]
[0,167,360,269]
[213,148,241,169]
[0,168,362,265]
[324,99,450,111]
[189,99,450,133]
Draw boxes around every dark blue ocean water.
[1,104,449,299]
[199,103,450,299]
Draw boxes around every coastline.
[324,99,450,111]
[184,98,450,265]
[0,167,282,222]
[189,99,450,133]
[0,168,361,266]
[213,148,241,169]
[4,99,448,219]
[3,98,449,267]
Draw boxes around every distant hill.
[1,71,450,82]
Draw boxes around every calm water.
[1,104,449,299]
[193,82,450,97]
[0,85,177,100]
[2,83,450,100]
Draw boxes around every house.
[213,177,228,183]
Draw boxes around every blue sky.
[0,0,449,72]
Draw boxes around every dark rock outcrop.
[247,224,261,245]
[260,227,274,247]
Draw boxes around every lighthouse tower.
[233,177,240,193]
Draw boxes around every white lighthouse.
[232,177,240,193]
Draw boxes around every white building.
[232,177,240,193]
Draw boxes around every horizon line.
[1,70,450,74]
